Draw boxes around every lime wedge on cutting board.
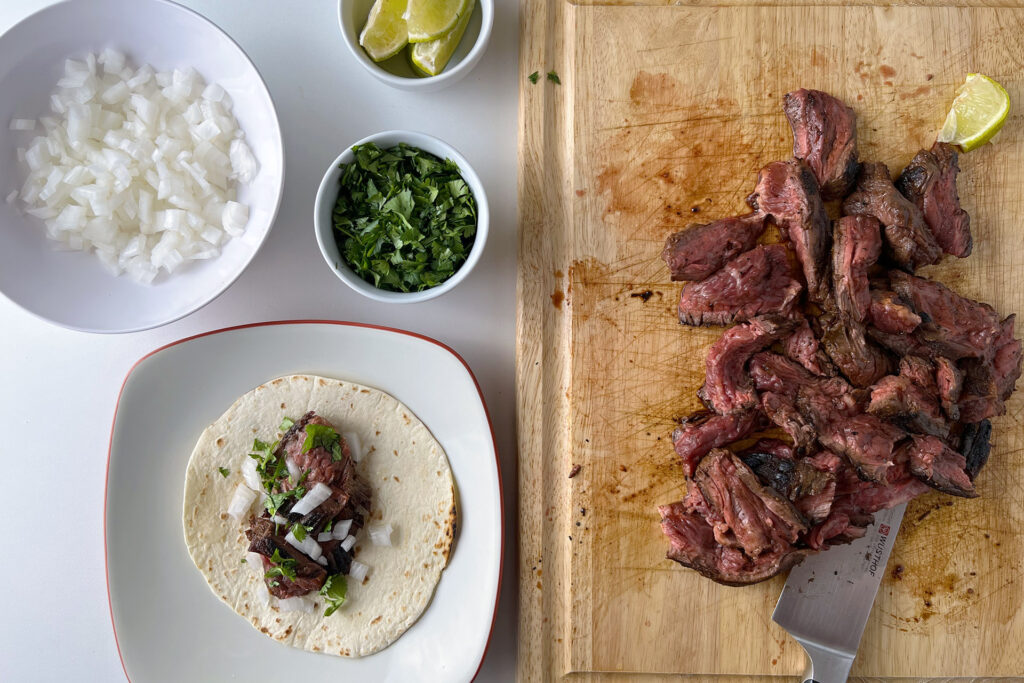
[359,0,409,62]
[405,0,467,43]
[410,0,474,76]
[937,73,1011,152]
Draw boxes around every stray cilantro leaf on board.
[331,143,478,293]
[547,70,560,85]
[528,71,539,84]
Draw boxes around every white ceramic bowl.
[338,0,493,92]
[314,130,488,303]
[0,0,284,333]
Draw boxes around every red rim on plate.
[104,320,504,681]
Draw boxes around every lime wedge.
[359,0,409,63]
[410,0,474,76]
[404,0,466,43]
[937,73,1011,152]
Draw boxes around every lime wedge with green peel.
[404,0,467,43]
[359,0,409,62]
[937,73,1011,152]
[410,0,474,76]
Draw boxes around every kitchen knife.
[772,502,906,683]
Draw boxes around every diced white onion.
[240,456,261,492]
[315,556,328,566]
[226,483,256,521]
[13,50,256,283]
[349,560,370,583]
[340,534,356,552]
[285,529,322,561]
[368,522,394,547]
[277,595,314,613]
[331,519,353,540]
[343,431,362,463]
[290,482,332,516]
[285,457,300,482]
[271,514,290,525]
[317,532,333,543]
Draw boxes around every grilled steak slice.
[662,213,769,281]
[672,408,764,478]
[820,313,892,387]
[842,162,941,270]
[833,215,882,322]
[783,317,834,377]
[902,434,977,497]
[935,356,963,421]
[698,315,796,414]
[748,161,832,302]
[694,450,808,557]
[868,288,923,334]
[760,392,818,451]
[784,89,859,200]
[750,350,816,396]
[278,411,350,487]
[890,271,1002,360]
[677,245,802,326]
[739,440,839,524]
[321,539,353,575]
[896,142,972,257]
[248,526,329,599]
[958,315,1023,422]
[658,499,808,586]
[867,373,948,439]
[960,419,992,481]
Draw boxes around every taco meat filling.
[243,411,371,606]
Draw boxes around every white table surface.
[0,1,519,681]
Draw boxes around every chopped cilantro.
[264,549,297,582]
[303,424,345,462]
[547,70,560,85]
[331,142,478,293]
[240,558,247,564]
[264,489,298,516]
[292,523,307,542]
[528,71,539,84]
[279,416,295,432]
[217,467,230,478]
[320,574,347,616]
[324,519,334,533]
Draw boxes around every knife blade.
[772,502,906,683]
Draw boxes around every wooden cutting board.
[516,1,1024,680]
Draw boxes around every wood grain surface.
[516,1,1024,680]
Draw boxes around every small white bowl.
[314,130,488,303]
[0,0,284,333]
[338,0,493,92]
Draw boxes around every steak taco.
[183,374,456,657]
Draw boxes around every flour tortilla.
[182,374,457,657]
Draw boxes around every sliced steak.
[868,288,923,334]
[247,525,329,599]
[958,316,1023,422]
[891,270,1002,360]
[842,162,942,270]
[677,245,802,326]
[698,315,796,414]
[662,213,769,281]
[867,373,948,439]
[959,419,992,481]
[672,408,764,478]
[820,313,893,388]
[833,215,882,322]
[784,88,859,200]
[935,356,963,421]
[896,142,972,258]
[278,411,350,487]
[739,440,839,524]
[748,160,832,302]
[902,434,977,497]
[783,317,834,377]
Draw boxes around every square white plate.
[105,321,502,682]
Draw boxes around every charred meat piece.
[842,162,941,270]
[782,317,834,377]
[902,434,977,497]
[321,539,353,576]
[890,271,1002,360]
[672,408,764,478]
[698,315,796,414]
[739,440,839,524]
[868,289,922,335]
[867,372,948,439]
[748,161,832,302]
[784,89,859,200]
[820,313,892,388]
[896,142,972,258]
[760,391,818,452]
[247,523,329,599]
[662,213,769,281]
[832,215,882,322]
[935,356,963,421]
[959,419,992,481]
[958,315,1023,422]
[677,245,803,326]
[278,412,350,487]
